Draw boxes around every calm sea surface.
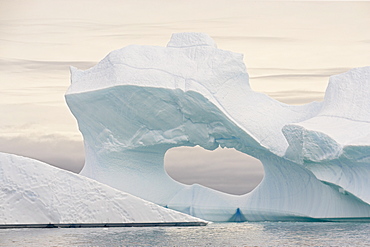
[1,222,370,246]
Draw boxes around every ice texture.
[0,152,206,224]
[66,33,370,221]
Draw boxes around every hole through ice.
[164,146,264,195]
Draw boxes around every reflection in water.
[1,222,370,246]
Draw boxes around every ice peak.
[167,32,217,48]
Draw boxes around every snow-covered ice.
[0,32,365,223]
[65,33,370,221]
[0,152,207,225]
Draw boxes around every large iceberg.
[66,33,370,222]
[0,152,207,225]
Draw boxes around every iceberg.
[66,32,370,221]
[0,152,207,226]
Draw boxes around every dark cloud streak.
[0,135,84,173]
[165,146,264,195]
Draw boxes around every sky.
[1,0,369,195]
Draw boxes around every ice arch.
[164,146,264,195]
[66,32,370,221]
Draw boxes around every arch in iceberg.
[66,32,370,222]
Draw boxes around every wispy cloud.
[268,90,324,98]
[265,90,324,105]
[212,35,296,43]
[249,67,352,80]
[0,58,96,71]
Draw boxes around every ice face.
[0,152,207,225]
[66,33,370,221]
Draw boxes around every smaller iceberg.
[0,152,207,226]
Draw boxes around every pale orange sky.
[1,0,369,194]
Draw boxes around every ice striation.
[0,152,207,225]
[66,33,370,222]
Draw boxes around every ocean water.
[1,222,370,246]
